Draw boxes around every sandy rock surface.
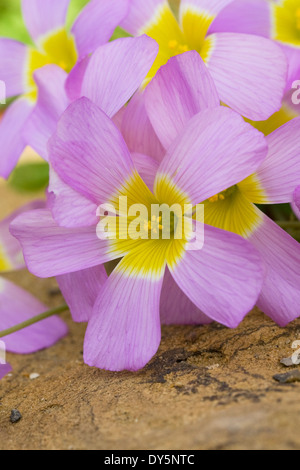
[1,178,300,450]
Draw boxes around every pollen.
[168,40,189,54]
[207,185,238,204]
[168,39,178,50]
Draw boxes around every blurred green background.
[0,0,89,43]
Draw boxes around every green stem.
[277,221,300,230]
[0,304,69,339]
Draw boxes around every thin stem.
[0,304,69,339]
[276,221,300,230]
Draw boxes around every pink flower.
[0,202,68,355]
[121,0,287,121]
[0,0,129,178]
[145,51,300,326]
[211,0,300,133]
[11,81,267,370]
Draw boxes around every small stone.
[10,410,22,424]
[29,373,40,380]
[273,371,300,384]
[280,357,294,367]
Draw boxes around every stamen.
[168,40,178,50]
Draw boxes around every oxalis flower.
[144,51,300,326]
[121,0,287,121]
[0,0,129,178]
[11,89,267,371]
[0,203,68,359]
[211,0,300,133]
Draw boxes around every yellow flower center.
[272,0,300,46]
[142,3,215,85]
[25,28,78,102]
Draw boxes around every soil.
[1,169,300,450]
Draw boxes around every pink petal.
[145,51,219,150]
[180,0,235,21]
[156,107,267,205]
[0,278,68,354]
[253,117,300,204]
[65,55,90,101]
[0,97,34,178]
[48,167,98,228]
[121,0,166,35]
[209,0,271,37]
[0,39,28,98]
[131,153,159,192]
[10,209,111,278]
[57,265,107,323]
[170,223,264,328]
[84,259,164,372]
[160,268,212,325]
[250,213,300,326]
[121,91,165,163]
[71,0,130,59]
[23,65,70,161]
[21,0,70,43]
[48,97,134,205]
[80,36,158,118]
[206,32,288,120]
[0,201,45,272]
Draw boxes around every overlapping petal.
[21,0,70,43]
[155,107,267,205]
[169,222,263,328]
[10,209,112,278]
[78,36,159,118]
[0,39,28,98]
[57,266,107,323]
[121,92,165,163]
[0,97,34,178]
[23,65,70,160]
[48,167,98,229]
[240,117,300,204]
[0,201,44,272]
[250,213,300,326]
[48,97,134,205]
[205,33,288,121]
[160,268,212,325]
[71,0,130,59]
[145,51,219,150]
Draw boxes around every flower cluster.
[0,0,299,374]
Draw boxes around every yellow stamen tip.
[179,44,189,53]
[219,194,225,201]
[168,40,178,49]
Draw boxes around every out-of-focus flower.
[11,88,267,371]
[121,0,287,121]
[0,0,129,178]
[0,202,68,354]
[211,0,300,133]
[22,35,159,162]
[145,51,300,326]
[0,363,12,380]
